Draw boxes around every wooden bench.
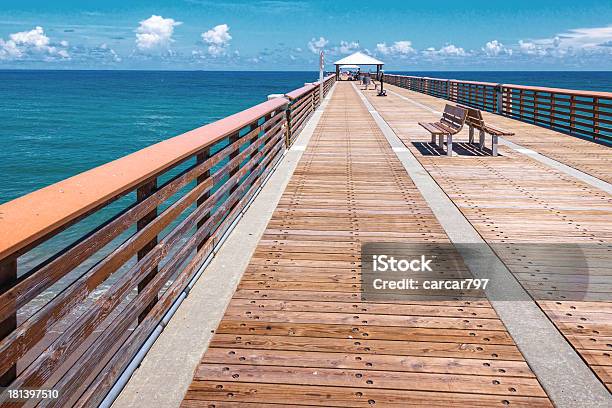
[418,104,467,156]
[458,104,514,156]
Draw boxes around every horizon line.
[0,68,611,73]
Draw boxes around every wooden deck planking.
[385,83,612,184]
[362,84,612,392]
[181,83,552,407]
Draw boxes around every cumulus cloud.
[376,40,414,56]
[0,26,70,60]
[518,40,545,55]
[423,44,467,57]
[136,15,181,51]
[307,36,328,54]
[201,24,232,56]
[482,40,512,56]
[338,40,359,54]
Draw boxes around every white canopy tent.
[333,52,384,79]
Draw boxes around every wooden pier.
[0,75,611,407]
[181,82,555,407]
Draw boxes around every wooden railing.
[0,74,335,407]
[385,74,612,143]
[284,75,335,146]
[285,84,316,145]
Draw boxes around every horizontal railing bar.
[502,84,612,98]
[285,84,315,100]
[502,105,612,126]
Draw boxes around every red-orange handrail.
[285,84,315,100]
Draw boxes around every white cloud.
[376,40,414,56]
[307,36,328,54]
[100,43,121,62]
[516,26,612,58]
[201,24,232,56]
[423,44,467,57]
[438,44,467,56]
[338,40,359,54]
[0,26,70,61]
[518,40,545,55]
[136,15,181,51]
[482,40,511,56]
[558,26,612,49]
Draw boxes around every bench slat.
[418,122,446,135]
[484,125,514,136]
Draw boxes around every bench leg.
[431,133,436,145]
[492,135,498,156]
[438,134,443,148]
[447,134,453,157]
[479,130,485,150]
[469,126,474,144]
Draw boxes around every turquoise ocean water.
[1,70,610,205]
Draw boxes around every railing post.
[0,257,16,386]
[269,94,290,147]
[594,97,600,140]
[196,148,211,251]
[533,91,539,124]
[137,178,158,323]
[550,93,555,129]
[505,86,512,118]
[569,95,576,134]
[285,105,291,147]
[496,84,503,114]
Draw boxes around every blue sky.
[0,0,611,70]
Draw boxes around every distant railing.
[0,74,335,407]
[385,74,612,144]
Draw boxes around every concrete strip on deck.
[181,82,552,407]
[354,83,612,407]
[111,85,337,408]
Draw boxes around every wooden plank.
[195,363,546,396]
[215,320,514,345]
[183,382,553,407]
[201,348,535,377]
